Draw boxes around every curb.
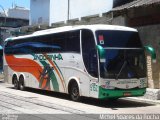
[122,97,160,105]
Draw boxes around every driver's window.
[82,29,98,77]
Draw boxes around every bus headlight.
[139,78,147,88]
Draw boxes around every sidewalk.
[123,97,160,105]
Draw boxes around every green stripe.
[40,61,59,91]
[31,54,59,91]
[39,61,48,88]
[53,61,65,85]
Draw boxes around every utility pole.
[68,0,70,21]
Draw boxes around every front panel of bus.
[95,30,147,99]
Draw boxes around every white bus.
[3,25,152,101]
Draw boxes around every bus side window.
[66,30,80,53]
[82,30,98,78]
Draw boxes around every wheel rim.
[14,79,18,89]
[19,81,23,89]
[71,85,79,100]
[19,77,24,90]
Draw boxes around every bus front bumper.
[99,87,146,100]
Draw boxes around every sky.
[0,0,30,10]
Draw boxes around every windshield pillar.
[81,29,98,78]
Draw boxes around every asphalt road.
[0,81,160,120]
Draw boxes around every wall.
[52,12,126,27]
[49,0,113,25]
[126,6,160,89]
[30,0,50,25]
[137,24,160,89]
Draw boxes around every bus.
[3,25,155,101]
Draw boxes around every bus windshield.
[96,30,146,79]
[96,30,143,48]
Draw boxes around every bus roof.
[6,24,137,41]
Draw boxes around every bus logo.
[34,53,63,61]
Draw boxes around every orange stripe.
[44,54,65,91]
[41,75,48,89]
[5,55,43,82]
[42,79,47,88]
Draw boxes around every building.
[30,0,113,26]
[0,6,29,74]
[30,0,50,25]
[7,6,29,20]
[112,0,160,91]
[0,6,29,44]
[111,0,160,100]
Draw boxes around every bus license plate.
[123,92,131,96]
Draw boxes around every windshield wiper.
[116,61,127,80]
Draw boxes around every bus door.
[81,29,99,98]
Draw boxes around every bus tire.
[13,75,19,90]
[19,75,25,91]
[70,81,81,102]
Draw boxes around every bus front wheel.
[70,82,80,102]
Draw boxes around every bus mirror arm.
[96,45,105,59]
[144,46,156,63]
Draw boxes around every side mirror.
[144,46,156,63]
[96,45,106,62]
